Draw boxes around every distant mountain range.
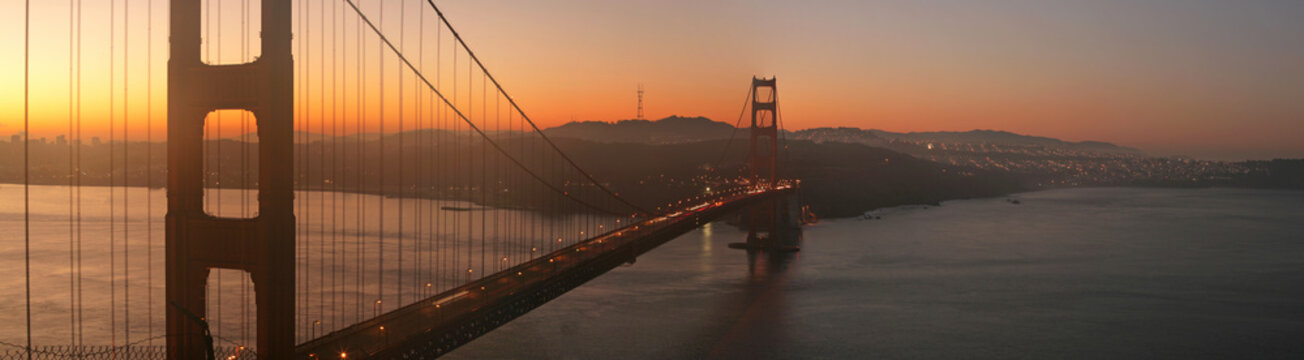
[223,116,1137,155]
[543,116,736,144]
[227,129,511,144]
[4,115,1299,217]
[543,116,1141,154]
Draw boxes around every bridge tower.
[743,77,792,249]
[166,0,295,358]
[749,77,778,186]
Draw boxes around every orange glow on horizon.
[1,0,1300,160]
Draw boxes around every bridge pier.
[731,193,803,252]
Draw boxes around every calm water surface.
[0,184,611,347]
[3,187,1302,358]
[446,187,1304,359]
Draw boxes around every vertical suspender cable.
[466,45,472,281]
[466,44,473,280]
[451,23,459,284]
[68,0,77,349]
[296,0,304,338]
[318,0,328,332]
[355,1,364,324]
[511,103,518,263]
[147,0,155,347]
[217,0,226,340]
[455,22,463,288]
[109,0,118,351]
[481,73,487,277]
[478,72,484,278]
[293,0,302,340]
[296,0,306,338]
[23,0,32,356]
[313,0,320,334]
[217,0,227,340]
[297,0,306,336]
[416,12,425,297]
[203,0,211,334]
[512,105,519,262]
[240,0,250,345]
[331,0,340,329]
[428,17,437,297]
[123,0,132,349]
[332,0,340,331]
[416,2,425,298]
[493,81,499,271]
[75,0,84,349]
[397,1,406,306]
[375,0,383,311]
[356,0,365,323]
[312,0,319,336]
[301,0,311,334]
[435,19,443,298]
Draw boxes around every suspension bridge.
[3,0,801,358]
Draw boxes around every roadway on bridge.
[297,184,793,359]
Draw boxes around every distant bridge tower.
[749,77,778,186]
[166,0,295,358]
[742,76,796,250]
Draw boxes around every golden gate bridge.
[4,0,800,358]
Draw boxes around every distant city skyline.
[2,0,1302,161]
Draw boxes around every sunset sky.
[1,0,1302,160]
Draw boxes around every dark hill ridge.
[543,116,1138,154]
[3,128,1298,218]
[862,129,1142,154]
[546,137,1022,218]
[544,116,735,144]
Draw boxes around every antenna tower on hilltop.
[637,83,645,120]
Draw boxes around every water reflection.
[742,229,801,283]
[706,226,803,358]
[700,222,715,274]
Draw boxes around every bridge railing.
[0,346,254,360]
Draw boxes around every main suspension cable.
[715,85,755,167]
[343,0,630,217]
[422,0,649,216]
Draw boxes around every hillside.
[543,116,735,144]
[5,118,1296,218]
[544,117,1139,154]
[550,138,1023,218]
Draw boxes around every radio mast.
[637,83,645,120]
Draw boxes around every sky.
[1,0,1302,160]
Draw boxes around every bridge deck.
[295,186,793,359]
